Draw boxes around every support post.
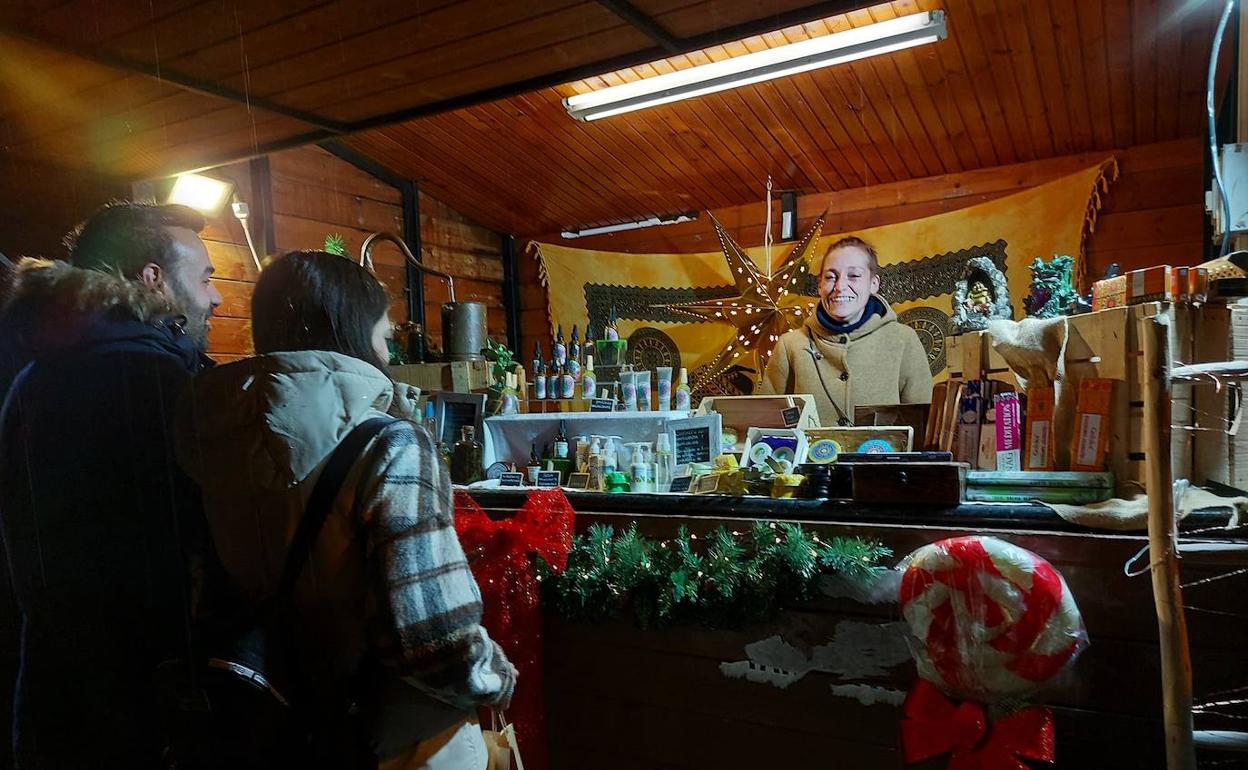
[1140,314,1196,770]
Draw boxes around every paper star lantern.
[662,211,827,389]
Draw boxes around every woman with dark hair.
[759,236,933,426]
[175,251,514,769]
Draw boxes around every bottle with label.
[554,420,570,459]
[450,425,484,485]
[546,360,559,400]
[553,325,567,367]
[587,438,604,491]
[581,354,597,401]
[674,367,692,411]
[655,433,674,491]
[532,345,546,400]
[559,364,575,399]
[629,443,654,493]
[584,324,596,366]
[527,442,541,484]
[568,325,582,381]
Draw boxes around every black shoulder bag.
[162,417,395,770]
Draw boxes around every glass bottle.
[553,325,567,367]
[554,420,570,459]
[531,342,546,400]
[450,425,484,485]
[527,442,541,484]
[582,354,597,401]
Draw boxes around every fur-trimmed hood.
[0,258,204,388]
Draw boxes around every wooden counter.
[469,491,1244,769]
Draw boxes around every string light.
[661,211,828,389]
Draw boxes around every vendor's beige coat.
[758,297,934,426]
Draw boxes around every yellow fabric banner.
[529,160,1115,393]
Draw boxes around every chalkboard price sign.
[668,476,692,493]
[536,470,562,488]
[589,398,616,413]
[674,427,711,465]
[498,472,525,487]
[666,414,721,470]
[781,406,801,428]
[433,393,485,448]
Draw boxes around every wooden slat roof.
[0,0,872,178]
[343,0,1222,238]
[0,0,1222,240]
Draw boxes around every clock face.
[897,307,952,376]
[627,327,681,370]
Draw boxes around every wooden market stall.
[1,1,1245,769]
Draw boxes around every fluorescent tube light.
[167,173,234,217]
[561,211,698,239]
[564,10,946,122]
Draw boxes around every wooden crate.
[943,303,1201,496]
[1192,304,1248,489]
[389,359,490,393]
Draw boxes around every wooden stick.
[1140,314,1196,770]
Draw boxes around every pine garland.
[535,521,890,628]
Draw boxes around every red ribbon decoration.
[901,680,1056,770]
[454,489,575,770]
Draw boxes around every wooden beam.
[1140,314,1196,770]
[595,0,682,53]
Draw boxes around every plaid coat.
[175,350,514,759]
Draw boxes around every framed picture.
[433,392,486,447]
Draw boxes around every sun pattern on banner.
[660,212,827,391]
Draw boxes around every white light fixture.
[564,10,946,121]
[167,172,262,271]
[561,211,698,239]
[167,173,234,217]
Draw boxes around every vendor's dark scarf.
[816,295,886,335]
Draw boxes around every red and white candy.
[899,536,1088,703]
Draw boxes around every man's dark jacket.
[0,259,211,769]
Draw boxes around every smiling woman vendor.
[758,236,933,426]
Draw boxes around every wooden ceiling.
[343,0,1223,239]
[0,0,876,180]
[0,0,1224,241]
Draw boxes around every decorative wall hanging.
[529,159,1116,391]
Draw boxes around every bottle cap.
[657,433,670,451]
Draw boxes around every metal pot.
[441,301,487,361]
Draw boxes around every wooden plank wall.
[419,191,508,345]
[203,145,507,362]
[201,159,261,363]
[269,145,408,343]
[517,138,1204,360]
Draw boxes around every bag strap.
[273,416,397,601]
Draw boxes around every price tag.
[499,472,525,487]
[781,406,801,428]
[536,470,562,488]
[668,476,692,493]
[590,398,617,413]
[566,472,591,490]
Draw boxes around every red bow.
[901,680,1055,770]
[454,489,575,770]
